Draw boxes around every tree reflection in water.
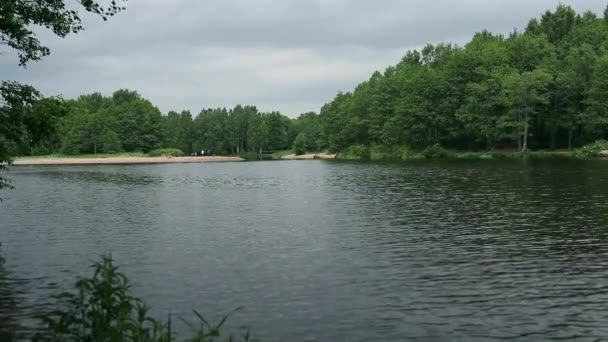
[0,247,25,341]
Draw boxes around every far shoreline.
[12,156,245,166]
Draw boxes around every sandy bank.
[13,156,245,166]
[282,153,336,160]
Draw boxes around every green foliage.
[369,145,409,160]
[6,97,298,161]
[0,83,69,191]
[6,3,608,170]
[270,150,294,159]
[316,5,608,157]
[341,144,371,160]
[452,150,573,159]
[0,1,127,66]
[58,90,163,154]
[500,69,552,151]
[293,133,306,155]
[34,256,252,342]
[148,148,185,157]
[399,148,425,160]
[575,140,608,158]
[290,112,325,152]
[187,106,293,156]
[0,163,12,193]
[1,0,127,194]
[162,111,194,155]
[100,129,123,154]
[421,143,448,158]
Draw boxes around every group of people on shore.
[191,149,213,157]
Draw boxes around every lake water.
[1,159,608,341]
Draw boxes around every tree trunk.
[518,135,522,152]
[568,128,574,150]
[517,111,522,152]
[94,143,97,155]
[522,113,529,152]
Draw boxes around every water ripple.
[1,159,608,341]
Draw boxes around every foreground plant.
[34,256,252,342]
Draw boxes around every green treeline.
[15,90,315,156]
[320,5,608,155]
[11,5,608,159]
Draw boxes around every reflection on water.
[33,169,164,186]
[0,251,25,341]
[1,160,608,341]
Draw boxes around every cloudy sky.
[1,0,605,117]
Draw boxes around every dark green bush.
[421,143,448,158]
[575,140,608,158]
[342,144,370,160]
[369,145,404,160]
[148,148,185,157]
[293,133,306,156]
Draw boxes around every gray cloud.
[0,0,605,117]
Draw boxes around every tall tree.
[584,55,608,137]
[501,70,552,152]
[0,85,68,189]
[317,4,608,154]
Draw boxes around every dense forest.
[6,4,608,158]
[319,4,608,155]
[9,89,307,156]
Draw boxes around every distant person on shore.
[201,149,205,156]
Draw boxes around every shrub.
[399,148,424,160]
[575,140,608,158]
[100,130,123,154]
[148,148,185,157]
[342,144,370,160]
[421,143,448,158]
[293,133,306,156]
[369,145,405,160]
[34,256,251,342]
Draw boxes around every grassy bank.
[336,144,581,161]
[270,150,294,159]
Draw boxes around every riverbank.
[337,145,581,161]
[282,153,337,160]
[13,156,244,165]
[9,149,598,166]
[330,139,608,162]
[236,150,337,161]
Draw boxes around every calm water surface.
[1,159,608,341]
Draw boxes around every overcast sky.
[1,0,605,117]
